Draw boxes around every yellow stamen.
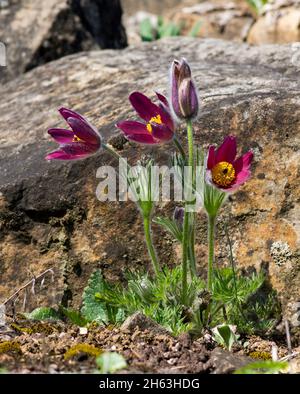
[72,135,82,143]
[146,114,162,133]
[211,161,235,187]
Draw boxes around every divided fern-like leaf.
[81,270,109,324]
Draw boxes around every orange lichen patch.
[236,218,297,291]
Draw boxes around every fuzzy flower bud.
[170,58,199,120]
[173,206,185,229]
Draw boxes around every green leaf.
[140,18,155,42]
[188,20,202,37]
[158,22,181,39]
[213,268,264,305]
[24,307,61,321]
[96,352,127,374]
[212,324,238,351]
[246,0,268,14]
[59,306,88,327]
[81,270,108,324]
[153,216,182,242]
[234,360,288,374]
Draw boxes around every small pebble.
[79,327,88,335]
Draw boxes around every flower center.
[146,114,162,133]
[211,161,235,187]
[72,135,82,143]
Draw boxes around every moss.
[64,344,102,360]
[0,341,21,355]
[11,323,33,335]
[11,322,56,335]
[249,351,272,360]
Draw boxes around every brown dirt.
[0,317,289,374]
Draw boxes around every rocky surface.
[121,0,198,16]
[0,37,299,332]
[121,312,171,335]
[125,0,300,46]
[167,0,254,42]
[209,348,251,374]
[0,0,127,83]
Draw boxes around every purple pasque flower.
[171,58,199,120]
[116,92,175,145]
[206,136,253,192]
[46,108,101,160]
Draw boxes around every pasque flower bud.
[173,206,185,229]
[171,58,199,120]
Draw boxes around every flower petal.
[116,120,149,135]
[151,123,174,142]
[226,170,251,191]
[58,107,86,123]
[207,146,216,170]
[61,142,98,157]
[215,135,237,163]
[226,152,253,191]
[67,117,101,146]
[125,133,157,145]
[48,128,74,143]
[233,151,253,174]
[155,92,169,108]
[45,150,85,161]
[171,60,181,117]
[129,92,160,122]
[155,92,175,131]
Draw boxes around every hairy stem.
[181,119,194,304]
[188,225,197,276]
[143,215,160,277]
[102,143,124,162]
[207,214,216,292]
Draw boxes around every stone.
[121,312,170,335]
[123,0,200,45]
[209,347,251,374]
[0,0,127,83]
[0,38,299,334]
[122,0,197,16]
[248,1,300,44]
[165,0,254,42]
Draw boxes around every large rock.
[248,0,300,44]
[124,1,255,45]
[0,38,299,328]
[0,0,127,83]
[121,0,196,16]
[165,0,254,42]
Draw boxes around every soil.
[0,316,289,374]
